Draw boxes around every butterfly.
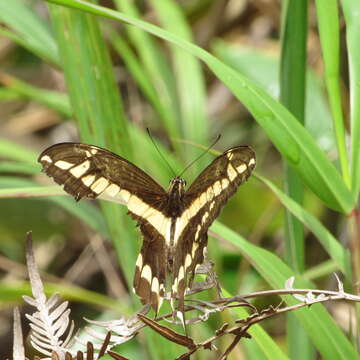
[39,143,256,313]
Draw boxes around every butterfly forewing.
[38,142,166,202]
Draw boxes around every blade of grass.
[315,0,350,187]
[0,162,39,174]
[150,0,208,170]
[0,0,59,65]
[213,41,336,153]
[48,2,137,291]
[0,177,109,237]
[0,72,71,117]
[44,0,355,213]
[113,0,181,146]
[0,138,37,163]
[279,2,311,358]
[258,174,352,279]
[221,289,289,360]
[280,0,307,273]
[0,282,124,311]
[109,34,174,135]
[211,222,358,360]
[303,260,340,281]
[340,0,360,198]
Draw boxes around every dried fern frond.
[23,232,76,358]
[12,307,27,360]
[81,305,149,349]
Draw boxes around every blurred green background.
[0,0,359,359]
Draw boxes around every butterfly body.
[38,143,255,312]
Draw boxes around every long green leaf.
[0,73,71,116]
[0,0,59,65]
[340,0,360,198]
[0,138,37,163]
[150,0,208,170]
[213,42,336,153]
[211,222,358,360]
[280,2,310,356]
[0,178,108,237]
[113,0,180,144]
[48,2,138,291]
[44,0,354,214]
[258,175,352,279]
[221,289,289,360]
[0,282,124,311]
[315,0,350,187]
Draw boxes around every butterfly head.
[168,176,186,204]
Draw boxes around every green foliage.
[0,0,358,359]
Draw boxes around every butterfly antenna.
[146,128,177,177]
[178,134,221,178]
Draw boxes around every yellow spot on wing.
[119,189,131,202]
[141,265,152,283]
[70,160,90,178]
[227,163,237,181]
[202,212,209,224]
[213,181,222,196]
[184,254,192,270]
[136,253,143,269]
[55,160,73,170]
[236,164,247,174]
[191,242,199,258]
[105,183,120,197]
[40,155,52,163]
[151,277,159,293]
[91,177,109,194]
[249,158,256,166]
[221,178,229,189]
[128,195,149,216]
[82,174,95,186]
[226,152,234,160]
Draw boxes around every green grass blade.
[213,41,336,152]
[48,5,131,153]
[280,0,307,273]
[315,0,350,187]
[113,0,180,143]
[48,2,138,290]
[44,0,355,213]
[0,282,124,311]
[212,222,358,360]
[110,34,174,134]
[0,178,109,237]
[150,0,208,169]
[258,174,352,279]
[0,0,59,65]
[280,1,311,356]
[304,260,339,281]
[0,138,37,163]
[0,73,71,116]
[221,289,289,360]
[340,0,360,197]
[0,162,39,174]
